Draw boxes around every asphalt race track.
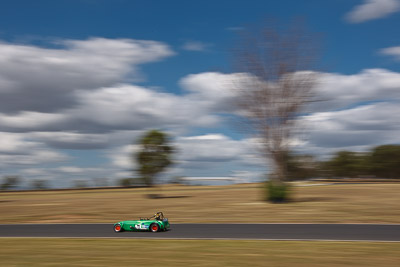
[0,224,399,241]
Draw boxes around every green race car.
[113,212,170,233]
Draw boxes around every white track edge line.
[0,236,399,242]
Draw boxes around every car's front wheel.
[150,223,159,233]
[114,224,123,233]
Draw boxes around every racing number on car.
[135,224,148,229]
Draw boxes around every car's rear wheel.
[114,224,123,233]
[150,223,159,233]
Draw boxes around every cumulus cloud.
[175,134,265,181]
[72,84,219,131]
[173,134,265,175]
[0,112,68,132]
[0,132,68,167]
[31,132,109,149]
[298,101,400,157]
[0,72,238,136]
[311,69,400,112]
[56,166,90,174]
[0,38,174,113]
[345,0,400,23]
[108,144,138,170]
[380,46,400,60]
[177,134,245,163]
[179,72,241,112]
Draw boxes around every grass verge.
[1,183,400,223]
[0,238,399,267]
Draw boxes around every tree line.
[286,145,400,180]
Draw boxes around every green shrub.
[265,182,290,203]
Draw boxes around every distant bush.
[31,179,48,190]
[265,182,290,203]
[1,176,20,190]
[119,178,143,187]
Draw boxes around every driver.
[155,212,162,220]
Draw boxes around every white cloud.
[175,134,265,172]
[0,132,68,167]
[297,101,400,157]
[182,134,228,141]
[0,72,241,162]
[173,134,266,181]
[71,83,222,132]
[0,72,240,136]
[30,132,109,149]
[179,72,241,113]
[311,69,400,112]
[345,0,400,23]
[0,38,174,113]
[380,46,400,60]
[56,166,86,174]
[177,134,245,162]
[0,112,67,132]
[108,144,139,170]
[182,41,210,51]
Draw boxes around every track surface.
[1,224,400,241]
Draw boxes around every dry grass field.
[1,238,399,267]
[1,183,400,224]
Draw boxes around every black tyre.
[114,224,123,233]
[150,223,159,233]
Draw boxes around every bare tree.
[234,21,318,185]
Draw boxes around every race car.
[113,212,170,233]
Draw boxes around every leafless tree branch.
[233,21,319,183]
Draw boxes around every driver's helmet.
[155,212,163,220]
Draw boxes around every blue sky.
[1,0,398,74]
[0,0,400,187]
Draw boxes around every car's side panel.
[115,220,157,231]
[114,218,170,232]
